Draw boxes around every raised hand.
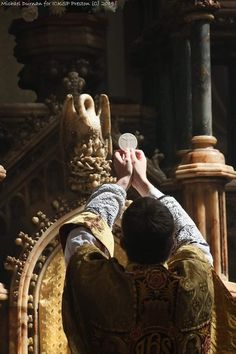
[114,149,133,190]
[130,149,152,196]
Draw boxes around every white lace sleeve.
[64,183,126,265]
[64,226,100,265]
[148,189,213,265]
[85,183,126,228]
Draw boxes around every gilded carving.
[32,211,54,231]
[0,283,8,301]
[170,0,220,11]
[61,93,116,194]
[5,256,24,272]
[194,0,220,9]
[15,231,36,248]
[63,71,85,101]
[5,199,87,353]
[0,165,6,181]
[4,201,125,353]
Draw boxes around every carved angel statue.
[61,93,115,194]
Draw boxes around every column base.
[175,135,236,278]
[176,135,236,180]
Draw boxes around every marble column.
[191,18,213,136]
[175,13,236,279]
[156,52,176,172]
[173,35,192,152]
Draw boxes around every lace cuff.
[85,183,126,228]
[160,196,213,264]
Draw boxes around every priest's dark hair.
[121,197,175,264]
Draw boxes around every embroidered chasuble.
[60,211,236,354]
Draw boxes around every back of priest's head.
[121,197,175,264]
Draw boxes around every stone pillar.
[172,35,192,153]
[190,16,213,136]
[176,136,236,277]
[156,57,176,172]
[175,3,236,279]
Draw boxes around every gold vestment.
[60,212,236,354]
